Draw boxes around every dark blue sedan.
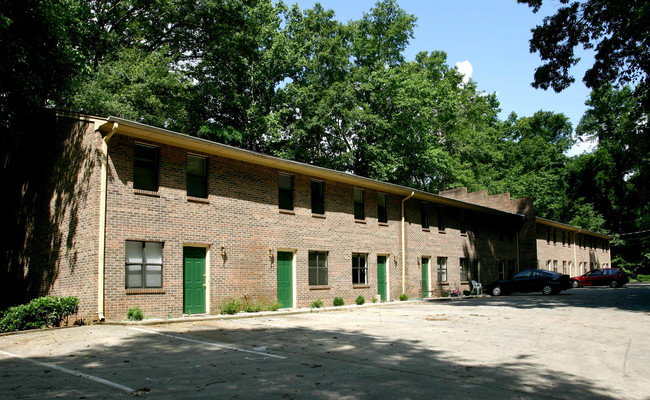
[486,269,572,296]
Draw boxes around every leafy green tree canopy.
[518,0,650,108]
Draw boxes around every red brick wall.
[24,117,102,320]
[535,224,612,277]
[102,134,527,319]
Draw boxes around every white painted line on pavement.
[0,350,135,393]
[129,327,287,359]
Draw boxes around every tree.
[518,0,650,109]
[492,111,575,221]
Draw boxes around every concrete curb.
[102,295,491,326]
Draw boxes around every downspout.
[97,122,118,321]
[401,191,415,295]
[573,231,579,276]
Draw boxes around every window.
[459,258,468,280]
[187,154,207,198]
[498,260,505,280]
[460,211,467,235]
[562,230,566,246]
[553,260,558,272]
[552,228,557,244]
[311,180,324,215]
[420,202,429,229]
[125,241,163,288]
[508,260,516,279]
[377,193,387,223]
[547,260,552,271]
[354,188,365,220]
[308,251,328,286]
[352,253,367,284]
[134,144,158,191]
[546,227,550,244]
[472,259,480,281]
[437,257,447,282]
[562,260,567,274]
[437,206,445,231]
[279,173,293,211]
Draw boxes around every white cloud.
[455,60,473,84]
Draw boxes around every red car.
[570,268,629,288]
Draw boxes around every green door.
[277,251,293,308]
[183,247,206,314]
[377,255,387,301]
[422,257,429,297]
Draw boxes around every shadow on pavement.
[1,319,620,399]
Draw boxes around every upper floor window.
[308,251,328,286]
[377,193,387,223]
[420,202,429,229]
[437,206,445,232]
[279,173,293,211]
[352,253,367,284]
[125,241,163,288]
[459,211,467,235]
[354,188,365,220]
[311,180,324,215]
[134,144,158,191]
[187,154,207,198]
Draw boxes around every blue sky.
[290,0,596,155]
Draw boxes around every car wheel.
[491,286,502,296]
[610,280,618,288]
[571,280,580,288]
[542,285,553,295]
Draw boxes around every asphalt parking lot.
[1,284,649,400]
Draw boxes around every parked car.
[486,269,572,296]
[570,268,628,288]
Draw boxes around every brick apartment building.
[16,114,612,321]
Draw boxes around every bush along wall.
[0,296,79,333]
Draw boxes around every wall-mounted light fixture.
[220,241,226,258]
[268,248,274,259]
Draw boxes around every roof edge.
[536,217,613,239]
[99,116,525,218]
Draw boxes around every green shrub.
[221,299,242,315]
[310,299,324,309]
[355,295,365,305]
[637,274,650,282]
[333,297,344,307]
[244,300,264,313]
[0,296,79,333]
[266,301,281,311]
[127,307,144,321]
[399,293,409,301]
[372,297,378,303]
[441,291,450,297]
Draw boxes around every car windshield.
[514,270,532,279]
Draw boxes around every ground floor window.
[498,260,505,280]
[460,258,469,281]
[309,251,328,286]
[125,241,163,288]
[553,260,558,272]
[352,253,367,284]
[437,257,447,282]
